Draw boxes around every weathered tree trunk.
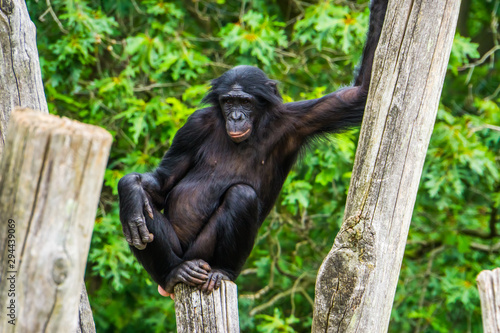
[0,109,111,332]
[0,0,48,156]
[174,281,240,332]
[1,1,97,331]
[477,268,500,333]
[312,0,461,332]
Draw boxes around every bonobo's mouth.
[229,129,250,139]
[228,128,251,143]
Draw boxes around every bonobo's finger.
[136,218,153,244]
[121,222,133,245]
[193,259,211,272]
[179,272,204,286]
[208,274,219,292]
[201,274,218,293]
[187,260,210,275]
[186,269,209,281]
[144,198,154,220]
[182,271,207,285]
[129,218,147,250]
[214,274,222,290]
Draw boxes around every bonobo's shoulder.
[177,107,218,137]
[185,107,217,124]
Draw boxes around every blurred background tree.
[25,0,498,331]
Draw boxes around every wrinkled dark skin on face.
[118,0,388,295]
[220,84,255,143]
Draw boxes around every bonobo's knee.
[118,172,141,191]
[225,184,258,207]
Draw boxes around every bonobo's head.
[202,65,282,143]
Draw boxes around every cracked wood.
[0,109,111,333]
[0,0,48,156]
[312,0,461,332]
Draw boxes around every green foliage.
[295,3,369,55]
[255,308,300,332]
[220,11,287,66]
[448,34,480,74]
[26,0,499,332]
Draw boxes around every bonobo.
[118,0,388,296]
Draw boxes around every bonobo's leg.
[181,184,260,293]
[119,173,211,291]
[129,208,181,285]
[131,208,213,293]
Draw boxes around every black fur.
[118,0,388,294]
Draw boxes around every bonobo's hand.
[118,174,155,250]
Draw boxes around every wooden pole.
[1,1,97,330]
[0,108,111,333]
[174,281,240,332]
[312,0,461,332]
[0,0,48,156]
[477,268,500,333]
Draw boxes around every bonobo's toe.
[200,270,229,294]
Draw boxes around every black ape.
[118,0,388,294]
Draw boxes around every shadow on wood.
[174,280,239,332]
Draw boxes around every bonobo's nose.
[229,111,244,121]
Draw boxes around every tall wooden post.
[313,0,461,332]
[0,109,111,332]
[0,0,48,156]
[1,1,98,330]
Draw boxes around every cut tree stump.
[174,281,240,333]
[477,268,500,333]
[0,108,111,333]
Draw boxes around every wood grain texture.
[313,0,461,332]
[174,281,240,332]
[0,0,48,156]
[0,109,111,333]
[477,268,500,333]
[76,283,97,333]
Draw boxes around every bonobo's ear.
[266,81,279,96]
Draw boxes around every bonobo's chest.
[196,140,274,189]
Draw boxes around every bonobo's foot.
[158,285,174,299]
[199,269,230,294]
[163,259,211,293]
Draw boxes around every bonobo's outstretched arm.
[353,0,388,88]
[285,0,388,138]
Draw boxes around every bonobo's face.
[220,84,255,143]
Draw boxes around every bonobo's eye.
[242,99,250,105]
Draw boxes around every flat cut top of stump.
[11,108,112,140]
